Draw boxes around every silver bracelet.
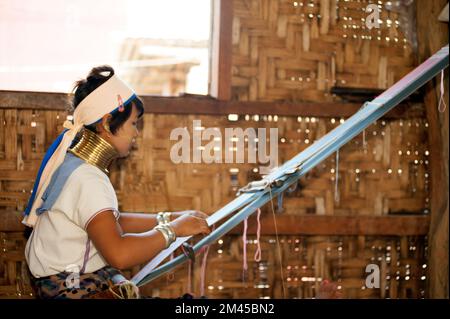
[156,212,171,225]
[163,212,172,224]
[154,224,176,248]
[164,224,176,243]
[155,225,169,246]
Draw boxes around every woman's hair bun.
[72,65,116,108]
[86,65,114,82]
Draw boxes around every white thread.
[268,186,287,298]
[242,217,248,281]
[362,129,367,149]
[438,70,447,113]
[108,280,140,299]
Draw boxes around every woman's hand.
[169,214,211,237]
[171,210,209,221]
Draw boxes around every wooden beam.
[226,215,430,236]
[331,86,424,104]
[0,90,425,118]
[209,0,233,100]
[0,209,430,236]
[140,95,424,118]
[416,0,449,299]
[0,90,71,111]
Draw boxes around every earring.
[104,123,111,134]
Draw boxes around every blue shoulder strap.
[35,153,85,215]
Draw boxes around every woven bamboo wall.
[0,106,430,298]
[1,109,430,216]
[231,0,415,101]
[0,232,34,298]
[111,114,431,217]
[142,234,427,299]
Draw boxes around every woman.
[23,65,210,299]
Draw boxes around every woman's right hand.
[169,214,211,237]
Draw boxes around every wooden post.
[210,0,233,100]
[416,0,449,299]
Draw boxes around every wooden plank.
[139,96,423,118]
[210,0,233,100]
[0,210,429,236]
[0,90,70,111]
[0,90,425,118]
[227,215,430,236]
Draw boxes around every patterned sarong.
[32,266,123,299]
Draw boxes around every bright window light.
[0,0,211,95]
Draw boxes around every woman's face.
[106,104,140,157]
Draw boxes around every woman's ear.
[98,114,113,135]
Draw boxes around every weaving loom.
[132,44,449,287]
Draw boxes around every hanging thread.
[242,209,262,282]
[268,186,287,298]
[438,70,447,113]
[242,217,248,281]
[362,129,367,149]
[180,244,194,295]
[108,280,140,299]
[199,245,210,297]
[166,252,175,283]
[254,208,262,262]
[199,225,215,297]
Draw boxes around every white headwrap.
[23,74,136,227]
